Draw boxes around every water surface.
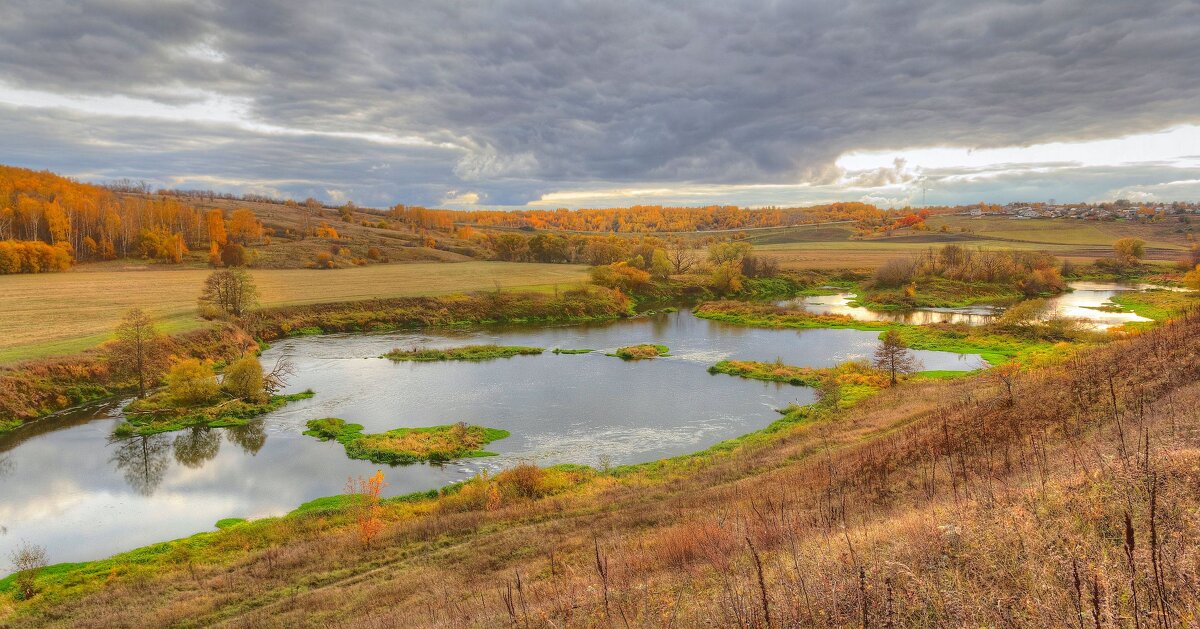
[0,310,981,565]
[778,281,1162,329]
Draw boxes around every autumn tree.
[198,269,258,317]
[1113,237,1146,265]
[165,359,220,406]
[348,470,387,547]
[220,242,249,267]
[222,355,266,401]
[227,209,262,244]
[206,209,227,247]
[707,241,752,265]
[1184,264,1200,290]
[873,329,921,385]
[650,248,672,279]
[109,308,165,397]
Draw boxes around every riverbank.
[0,324,259,437]
[5,310,1199,625]
[118,390,316,436]
[0,287,630,436]
[693,299,1057,364]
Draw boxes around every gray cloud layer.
[2,0,1199,206]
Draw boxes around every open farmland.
[0,261,587,362]
[738,215,1194,270]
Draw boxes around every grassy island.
[611,344,670,360]
[117,390,315,436]
[303,418,510,464]
[552,348,594,354]
[708,359,892,407]
[857,278,1023,310]
[383,345,544,362]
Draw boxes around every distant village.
[956,200,1200,221]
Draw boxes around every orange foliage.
[347,470,386,547]
[206,210,227,246]
[0,239,74,274]
[0,165,216,262]
[314,222,340,238]
[227,208,262,244]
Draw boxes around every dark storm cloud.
[1,0,1199,204]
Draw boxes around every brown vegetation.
[0,324,258,433]
[9,309,1200,626]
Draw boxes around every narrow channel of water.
[778,281,1164,328]
[0,309,982,565]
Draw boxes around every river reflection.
[0,309,982,564]
[779,281,1165,329]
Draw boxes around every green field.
[0,262,588,363]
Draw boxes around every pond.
[0,309,983,565]
[778,281,1162,329]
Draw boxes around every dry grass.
[10,312,1200,627]
[0,262,587,363]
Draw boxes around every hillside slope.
[4,310,1199,626]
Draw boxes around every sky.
[2,0,1199,210]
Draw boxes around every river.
[0,309,982,565]
[777,280,1165,328]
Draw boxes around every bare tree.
[109,308,166,398]
[666,238,698,274]
[263,354,296,395]
[199,270,258,317]
[10,542,48,600]
[873,329,921,385]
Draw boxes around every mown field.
[0,262,588,363]
[743,215,1194,270]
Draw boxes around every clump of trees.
[1095,237,1147,274]
[0,165,264,268]
[164,359,220,406]
[0,239,74,274]
[873,244,1065,296]
[588,238,779,296]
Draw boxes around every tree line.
[0,165,265,273]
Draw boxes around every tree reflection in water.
[172,427,221,468]
[109,434,171,496]
[225,419,267,455]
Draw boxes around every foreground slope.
[4,309,1199,626]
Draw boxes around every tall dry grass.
[8,310,1200,627]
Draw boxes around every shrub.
[165,359,220,406]
[873,257,918,287]
[220,242,248,267]
[222,356,265,401]
[590,262,652,292]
